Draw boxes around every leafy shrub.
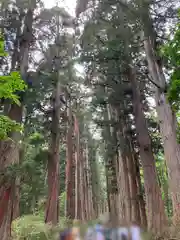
[12,192,68,240]
[12,215,67,240]
[0,36,27,140]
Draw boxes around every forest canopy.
[0,0,179,239]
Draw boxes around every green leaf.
[0,36,27,139]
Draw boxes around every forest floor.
[12,215,180,239]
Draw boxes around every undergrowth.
[12,215,67,240]
[12,214,180,239]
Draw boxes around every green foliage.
[0,71,27,105]
[12,192,67,240]
[29,132,45,145]
[161,14,180,67]
[0,36,27,140]
[20,139,66,215]
[12,215,67,240]
[12,215,52,240]
[0,115,22,140]
[0,35,8,56]
[161,11,180,110]
[59,192,66,217]
[168,78,180,110]
[20,146,48,215]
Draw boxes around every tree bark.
[74,114,81,220]
[129,67,167,233]
[45,81,61,225]
[127,141,141,225]
[142,11,180,221]
[83,144,90,220]
[65,102,75,220]
[79,147,85,220]
[88,134,101,219]
[114,106,132,224]
[85,141,94,220]
[103,104,120,224]
[135,152,147,229]
[0,8,33,239]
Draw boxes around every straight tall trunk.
[85,142,94,220]
[144,37,180,222]
[0,8,33,239]
[65,103,75,220]
[119,152,131,223]
[115,149,126,221]
[0,106,22,240]
[88,136,101,218]
[127,140,141,224]
[79,147,85,220]
[91,159,100,218]
[74,115,81,220]
[104,105,120,224]
[45,80,61,225]
[129,67,167,233]
[83,144,91,220]
[134,152,147,228]
[114,106,132,223]
[80,144,88,220]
